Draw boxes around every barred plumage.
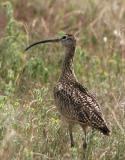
[25,34,110,149]
[53,34,110,148]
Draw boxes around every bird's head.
[25,34,76,51]
[60,34,76,48]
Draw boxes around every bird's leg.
[81,125,88,149]
[83,129,87,149]
[68,124,75,147]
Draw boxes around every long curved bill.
[25,38,61,51]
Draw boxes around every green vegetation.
[0,0,125,159]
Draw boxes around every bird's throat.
[60,46,76,81]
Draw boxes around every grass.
[0,0,125,159]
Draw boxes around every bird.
[25,34,110,149]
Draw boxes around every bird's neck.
[60,46,76,81]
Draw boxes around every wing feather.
[54,81,105,127]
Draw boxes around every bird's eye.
[62,36,67,39]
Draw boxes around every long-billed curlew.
[25,34,110,149]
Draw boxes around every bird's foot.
[83,141,87,149]
[82,138,87,149]
[71,141,75,148]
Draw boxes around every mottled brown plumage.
[25,34,110,149]
[53,34,110,148]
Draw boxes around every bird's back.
[54,79,110,135]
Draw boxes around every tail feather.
[99,124,110,136]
